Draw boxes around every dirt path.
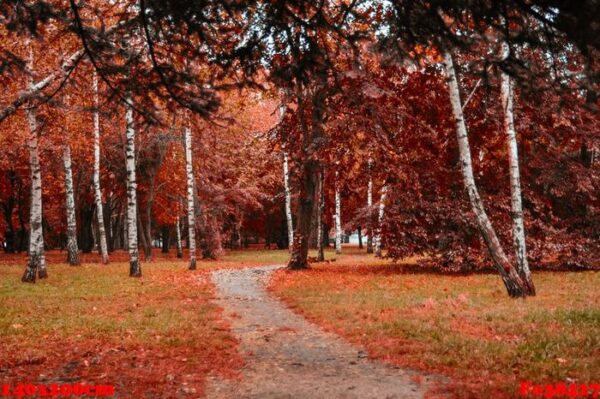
[206,265,434,398]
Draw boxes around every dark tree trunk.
[358,225,363,249]
[78,204,95,253]
[317,170,325,262]
[137,208,152,261]
[288,161,318,269]
[161,225,170,253]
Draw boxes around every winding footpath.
[206,265,435,398]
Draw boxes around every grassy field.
[0,249,290,397]
[269,248,600,398]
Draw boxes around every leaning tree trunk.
[500,71,536,295]
[175,216,183,258]
[316,170,325,261]
[93,71,109,264]
[184,126,197,270]
[63,144,80,265]
[443,50,527,297]
[374,185,388,258]
[334,170,342,254]
[125,100,141,277]
[288,161,318,269]
[22,43,47,282]
[366,158,374,253]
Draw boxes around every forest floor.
[1,247,599,398]
[269,249,600,398]
[0,249,291,398]
[206,265,435,398]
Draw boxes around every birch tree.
[93,71,109,264]
[175,215,183,258]
[125,100,141,277]
[22,43,47,282]
[184,125,197,270]
[443,50,528,297]
[62,144,80,265]
[366,158,374,253]
[334,170,342,254]
[500,66,536,295]
[280,102,294,251]
[374,185,387,258]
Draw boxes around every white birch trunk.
[501,71,536,294]
[184,126,197,270]
[175,216,183,258]
[22,41,47,282]
[283,150,294,251]
[443,50,527,297]
[125,100,141,277]
[335,171,342,254]
[63,144,80,265]
[367,158,374,253]
[93,71,109,264]
[374,185,388,257]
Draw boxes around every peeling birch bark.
[335,170,342,254]
[443,50,527,297]
[374,185,387,258]
[367,158,374,253]
[125,99,141,277]
[93,71,109,264]
[175,216,183,258]
[501,70,536,295]
[63,144,80,265]
[22,43,47,282]
[184,125,197,270]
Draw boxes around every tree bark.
[22,43,47,282]
[125,99,141,277]
[443,50,527,297]
[93,71,109,264]
[283,148,294,251]
[175,216,183,258]
[358,225,363,249]
[374,185,387,258]
[500,70,536,295]
[161,226,170,253]
[335,170,342,254]
[366,158,374,253]
[184,126,197,270]
[287,161,318,269]
[316,170,325,261]
[63,144,80,265]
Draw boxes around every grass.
[269,247,600,398]
[0,250,262,397]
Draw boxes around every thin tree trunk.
[443,50,527,297]
[125,99,141,277]
[501,71,536,295]
[161,226,170,253]
[22,42,47,282]
[184,126,197,270]
[316,170,325,261]
[366,158,374,253]
[93,71,109,264]
[63,144,80,265]
[283,149,294,251]
[175,216,183,258]
[358,226,363,249]
[334,171,342,255]
[374,185,387,258]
